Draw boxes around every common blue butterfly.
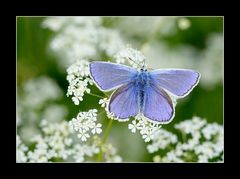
[89,61,200,123]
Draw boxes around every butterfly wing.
[143,84,174,123]
[108,83,139,119]
[89,62,138,91]
[149,69,200,97]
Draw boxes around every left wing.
[149,69,200,97]
[89,62,137,91]
[108,83,139,119]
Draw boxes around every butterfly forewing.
[89,62,138,91]
[150,69,200,97]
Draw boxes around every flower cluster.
[71,143,99,162]
[197,33,223,88]
[20,76,63,109]
[42,17,124,68]
[128,114,162,142]
[27,120,73,162]
[17,76,66,141]
[69,109,102,141]
[42,104,67,123]
[16,120,104,162]
[42,17,102,32]
[147,129,177,153]
[66,60,93,105]
[150,116,223,162]
[114,47,146,69]
[16,135,28,162]
[100,143,123,162]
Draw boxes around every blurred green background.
[17,16,223,162]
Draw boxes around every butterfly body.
[133,70,150,113]
[89,61,200,123]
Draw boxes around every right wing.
[143,84,174,123]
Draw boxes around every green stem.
[102,119,113,144]
[97,119,113,162]
[181,132,187,143]
[87,92,106,99]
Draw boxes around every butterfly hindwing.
[89,62,138,91]
[109,83,139,119]
[143,84,174,123]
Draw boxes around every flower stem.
[97,119,113,162]
[87,92,105,99]
[181,132,187,143]
[102,119,113,144]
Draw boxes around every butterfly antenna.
[127,57,143,68]
[143,58,146,70]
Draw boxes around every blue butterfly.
[89,61,200,123]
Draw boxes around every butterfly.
[89,61,200,123]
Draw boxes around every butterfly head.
[140,68,147,72]
[127,57,147,70]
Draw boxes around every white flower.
[78,129,90,142]
[91,123,102,134]
[88,109,98,118]
[197,33,223,88]
[106,111,115,120]
[42,105,67,123]
[114,47,146,69]
[166,151,179,162]
[101,143,122,162]
[99,98,108,108]
[42,17,124,68]
[147,116,223,162]
[46,149,57,159]
[147,129,177,153]
[66,60,93,105]
[142,131,153,142]
[68,109,101,141]
[128,120,138,133]
[153,155,161,162]
[16,135,28,163]
[127,113,162,143]
[110,155,122,162]
[21,76,63,110]
[198,154,209,163]
[175,116,207,135]
[72,97,80,105]
[202,123,221,140]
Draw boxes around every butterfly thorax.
[135,70,150,87]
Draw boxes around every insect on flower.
[89,58,200,124]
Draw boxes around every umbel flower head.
[69,109,102,142]
[150,116,223,162]
[66,60,93,105]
